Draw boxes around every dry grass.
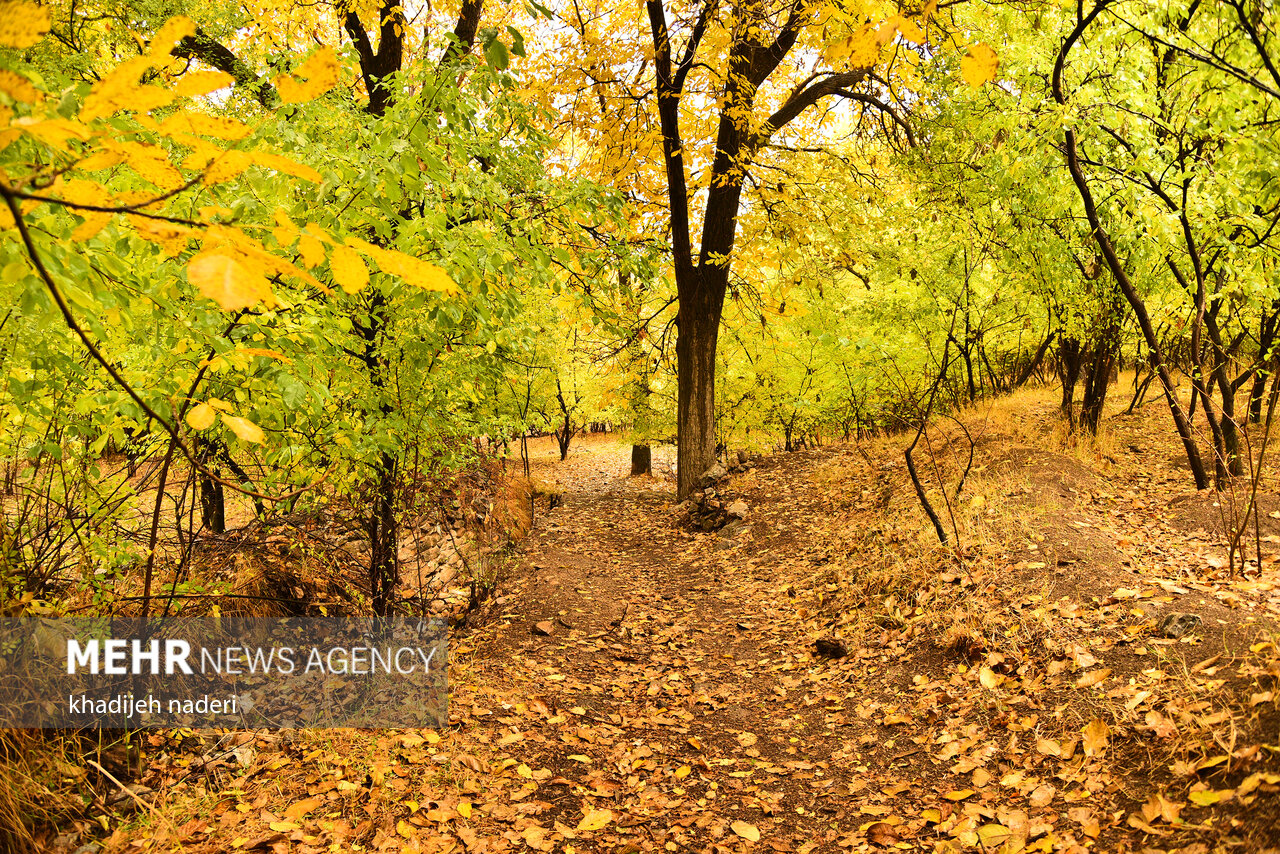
[0,729,140,853]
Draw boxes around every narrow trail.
[454,441,866,852]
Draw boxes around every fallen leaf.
[1076,668,1111,688]
[283,797,323,822]
[1082,718,1109,756]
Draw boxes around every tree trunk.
[1054,9,1209,489]
[676,297,720,498]
[369,451,397,621]
[556,414,573,460]
[199,475,225,534]
[194,437,226,533]
[1249,368,1268,424]
[630,444,651,476]
[1058,337,1083,430]
[1080,321,1119,435]
[961,342,977,402]
[1014,330,1055,389]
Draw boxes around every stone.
[533,620,554,636]
[1158,613,1202,638]
[699,463,727,487]
[726,500,748,520]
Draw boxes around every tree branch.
[173,31,278,109]
[439,0,484,68]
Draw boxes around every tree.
[644,0,928,496]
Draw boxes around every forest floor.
[80,385,1280,854]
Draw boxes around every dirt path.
[457,443,851,852]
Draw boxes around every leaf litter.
[91,399,1280,853]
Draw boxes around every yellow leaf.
[238,348,290,362]
[846,24,881,67]
[254,152,322,183]
[1189,788,1230,807]
[0,70,40,103]
[343,237,458,293]
[186,403,216,431]
[330,245,369,294]
[267,821,299,832]
[944,789,975,801]
[898,15,925,45]
[18,117,92,152]
[203,150,253,185]
[272,209,298,247]
[576,808,613,832]
[978,667,1002,690]
[298,233,326,268]
[148,16,195,59]
[275,48,341,104]
[175,71,235,98]
[1076,668,1111,688]
[58,179,114,241]
[109,139,184,189]
[1036,738,1062,756]
[222,414,265,444]
[977,824,1012,846]
[72,211,113,241]
[515,763,533,779]
[730,820,760,842]
[960,42,999,88]
[675,765,691,780]
[1082,718,1109,756]
[129,217,192,256]
[79,58,155,121]
[188,252,275,311]
[284,796,323,821]
[0,1,51,48]
[457,800,472,818]
[77,148,125,172]
[396,819,415,839]
[160,112,251,141]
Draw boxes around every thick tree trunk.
[193,437,226,533]
[1214,369,1243,477]
[1249,369,1269,424]
[676,301,720,498]
[630,444,651,476]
